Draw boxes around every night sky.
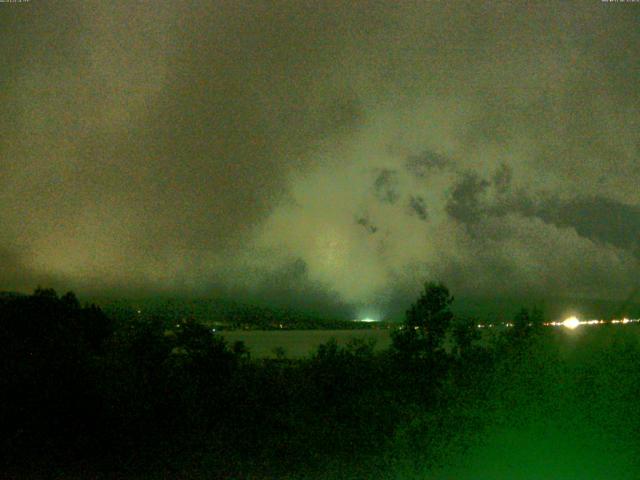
[1,1,639,317]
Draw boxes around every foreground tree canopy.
[5,285,629,479]
[391,281,455,358]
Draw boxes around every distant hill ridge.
[451,296,640,323]
[5,290,639,327]
[96,296,367,330]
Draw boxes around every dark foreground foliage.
[2,285,640,479]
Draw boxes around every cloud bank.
[1,1,639,316]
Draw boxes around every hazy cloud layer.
[1,1,639,316]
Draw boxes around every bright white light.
[360,317,377,323]
[562,316,580,329]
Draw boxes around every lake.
[219,323,640,358]
[219,328,393,358]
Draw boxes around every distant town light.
[562,316,580,330]
[474,317,639,329]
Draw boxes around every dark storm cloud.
[405,150,449,178]
[482,191,640,256]
[531,197,640,255]
[492,163,513,194]
[245,258,352,318]
[449,172,640,258]
[408,195,428,221]
[356,215,378,234]
[1,0,639,313]
[0,0,367,292]
[0,249,41,292]
[373,169,400,205]
[446,172,490,226]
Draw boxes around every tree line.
[0,283,559,478]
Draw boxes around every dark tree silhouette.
[511,306,545,340]
[513,307,531,335]
[61,291,80,310]
[530,306,544,329]
[0,288,116,462]
[393,281,454,356]
[452,316,481,358]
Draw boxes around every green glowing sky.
[1,1,639,316]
